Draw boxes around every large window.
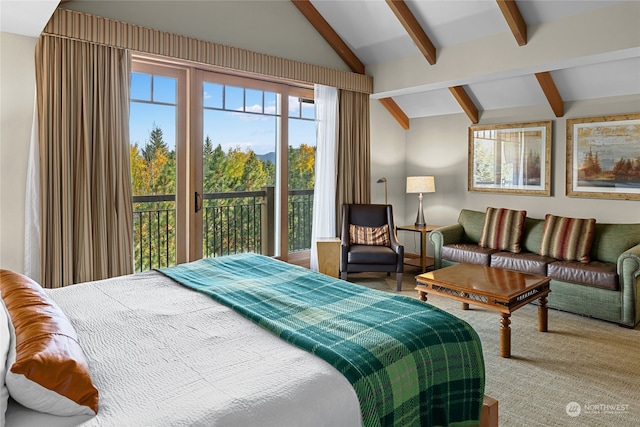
[130,57,315,271]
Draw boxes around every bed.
[1,253,485,427]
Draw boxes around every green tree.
[130,124,177,272]
[139,124,175,195]
[289,144,316,189]
[242,151,268,190]
[130,143,147,196]
[225,146,248,191]
[203,138,229,193]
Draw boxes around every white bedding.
[4,271,361,427]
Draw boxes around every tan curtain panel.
[35,36,134,288]
[336,89,371,234]
[43,8,372,95]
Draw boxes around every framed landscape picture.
[566,113,640,200]
[468,121,551,196]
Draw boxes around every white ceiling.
[1,0,638,121]
[310,0,640,119]
[0,0,59,37]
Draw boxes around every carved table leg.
[461,293,469,310]
[538,295,548,332]
[500,313,511,358]
[418,290,428,302]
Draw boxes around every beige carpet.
[348,268,640,427]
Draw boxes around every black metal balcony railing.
[132,188,313,273]
[288,189,314,254]
[132,194,175,273]
[202,190,265,259]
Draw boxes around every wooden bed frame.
[481,395,499,427]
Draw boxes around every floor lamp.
[377,177,388,204]
[406,176,435,227]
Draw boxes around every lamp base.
[414,193,426,227]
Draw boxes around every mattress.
[4,270,362,427]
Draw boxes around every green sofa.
[430,209,640,327]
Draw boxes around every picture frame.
[468,121,551,196]
[566,113,640,200]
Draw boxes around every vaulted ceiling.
[1,0,638,128]
[297,0,640,127]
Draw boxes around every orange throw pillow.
[0,270,99,416]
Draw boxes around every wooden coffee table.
[415,263,550,358]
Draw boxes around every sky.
[129,72,316,155]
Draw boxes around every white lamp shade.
[406,176,435,193]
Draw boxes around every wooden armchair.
[340,204,404,291]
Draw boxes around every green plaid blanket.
[160,253,484,427]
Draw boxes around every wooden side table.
[395,224,440,273]
[316,237,341,278]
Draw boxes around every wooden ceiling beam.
[385,0,436,65]
[535,71,564,117]
[496,0,527,46]
[291,0,365,74]
[379,98,410,130]
[449,86,479,124]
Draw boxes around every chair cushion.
[490,251,555,276]
[538,214,596,263]
[478,207,527,253]
[349,224,390,247]
[442,243,500,266]
[348,245,397,264]
[547,260,618,290]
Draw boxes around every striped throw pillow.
[538,214,596,263]
[478,207,527,253]
[349,224,391,246]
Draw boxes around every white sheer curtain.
[310,84,338,272]
[24,93,41,281]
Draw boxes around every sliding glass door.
[193,70,316,260]
[129,57,315,271]
[129,60,187,271]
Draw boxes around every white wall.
[369,95,640,234]
[369,100,406,217]
[0,32,37,273]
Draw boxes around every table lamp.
[406,176,435,227]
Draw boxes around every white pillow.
[1,292,10,427]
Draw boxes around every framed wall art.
[468,121,551,196]
[566,113,640,200]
